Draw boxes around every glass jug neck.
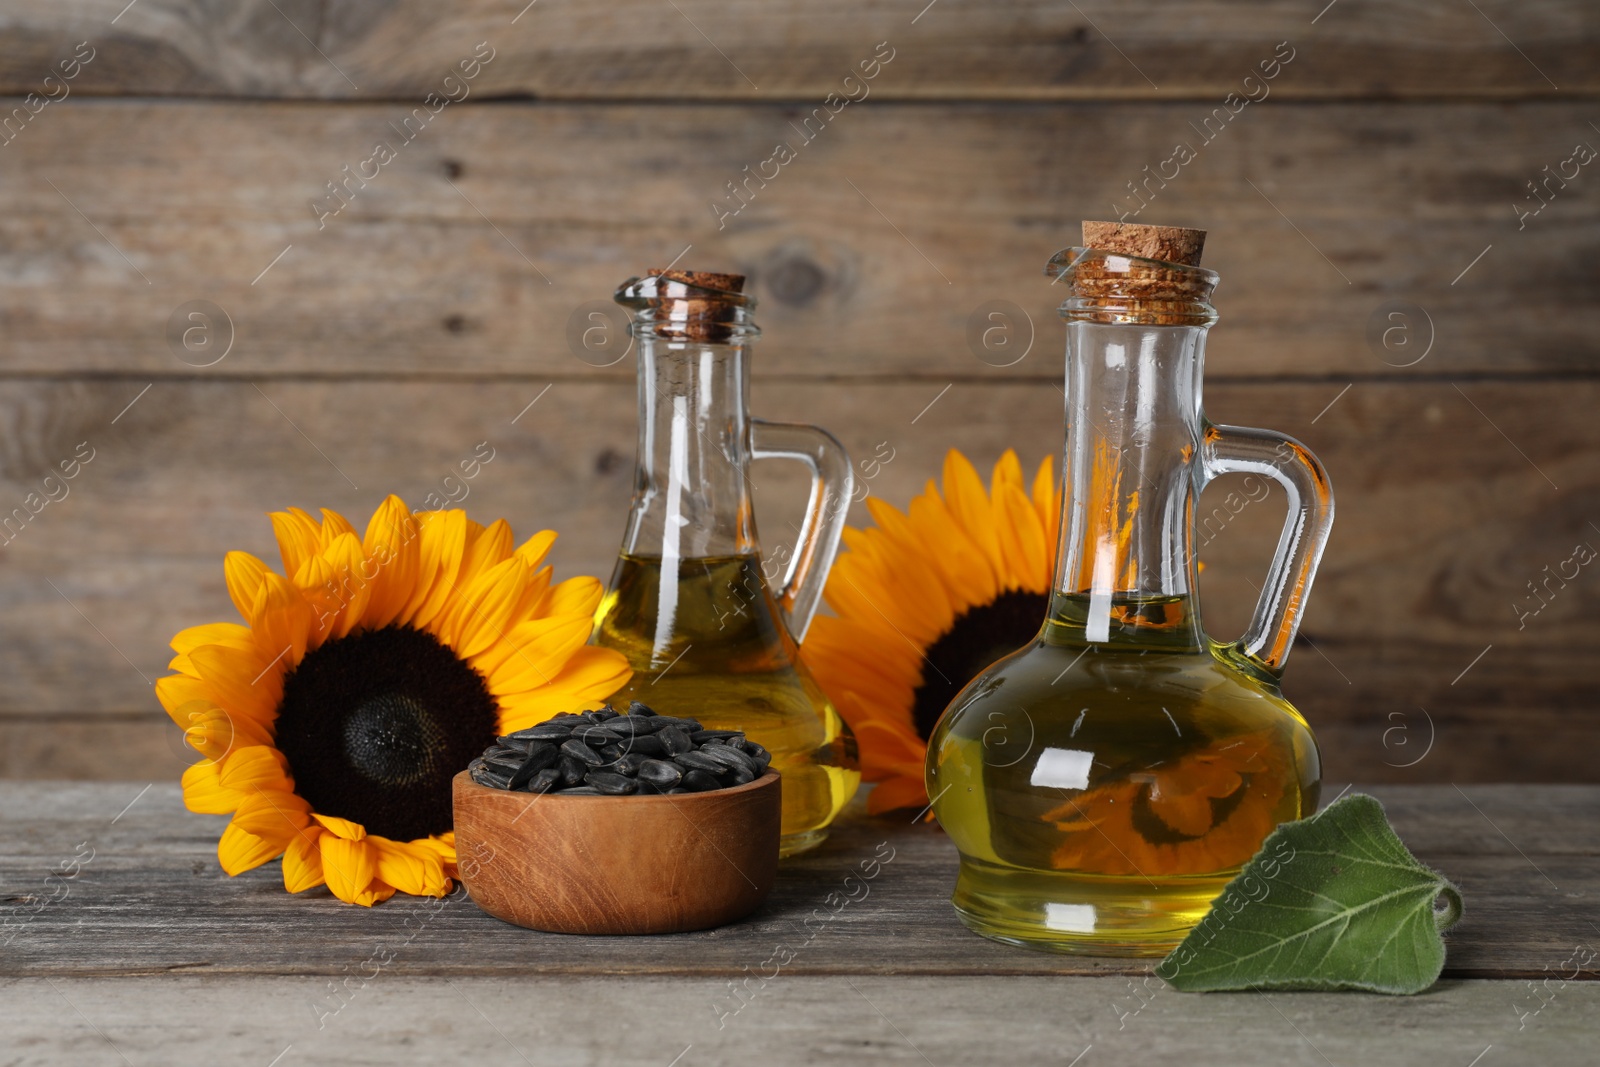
[619,335,757,561]
[1047,320,1209,649]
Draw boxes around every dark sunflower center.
[910,590,1048,741]
[274,625,498,841]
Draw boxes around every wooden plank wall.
[0,1,1596,785]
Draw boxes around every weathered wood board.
[3,0,1595,99]
[0,783,1594,979]
[0,102,1593,378]
[1,975,1593,1067]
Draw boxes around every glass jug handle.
[1200,424,1335,674]
[750,420,855,642]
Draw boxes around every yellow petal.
[459,518,515,586]
[318,507,359,544]
[181,758,234,814]
[402,510,468,628]
[218,821,285,876]
[228,789,311,844]
[224,551,271,623]
[320,532,375,639]
[485,613,597,696]
[218,745,292,794]
[991,449,1025,491]
[320,835,387,905]
[361,495,421,629]
[156,674,213,725]
[188,644,281,724]
[249,572,314,665]
[169,698,274,763]
[170,622,256,658]
[995,483,1050,594]
[513,529,559,571]
[372,837,451,898]
[909,487,999,610]
[496,647,632,731]
[282,826,326,893]
[941,451,1003,582]
[534,574,605,618]
[270,508,324,579]
[441,557,529,659]
[312,812,368,840]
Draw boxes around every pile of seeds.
[467,701,772,796]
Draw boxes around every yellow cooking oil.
[594,552,859,856]
[927,593,1320,955]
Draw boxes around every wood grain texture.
[3,976,1593,1067]
[0,783,1594,980]
[0,101,1594,378]
[452,770,781,935]
[0,376,1593,782]
[4,0,1597,100]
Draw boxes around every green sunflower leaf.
[1155,793,1463,994]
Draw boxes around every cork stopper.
[1057,220,1215,324]
[640,268,748,342]
[648,268,745,294]
[1081,221,1206,267]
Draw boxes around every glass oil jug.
[926,222,1333,954]
[594,268,860,855]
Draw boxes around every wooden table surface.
[1,782,1595,1065]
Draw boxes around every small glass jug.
[594,268,860,855]
[927,223,1333,954]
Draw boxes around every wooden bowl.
[451,770,781,934]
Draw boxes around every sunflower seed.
[730,768,755,786]
[673,750,726,774]
[667,787,690,795]
[548,713,587,725]
[592,706,621,720]
[637,759,684,787]
[657,725,693,756]
[635,779,666,795]
[576,726,624,747]
[558,755,587,785]
[626,700,658,717]
[697,744,758,775]
[652,716,704,732]
[691,729,743,744]
[680,769,722,792]
[585,771,638,795]
[526,768,561,794]
[514,724,574,742]
[604,715,661,735]
[561,738,607,767]
[621,734,666,757]
[483,755,524,777]
[558,786,602,795]
[612,753,648,777]
[508,744,559,789]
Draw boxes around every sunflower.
[157,496,631,905]
[804,450,1059,814]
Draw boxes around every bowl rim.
[452,767,779,806]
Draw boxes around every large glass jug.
[927,222,1333,954]
[595,268,860,855]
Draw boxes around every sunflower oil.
[595,553,860,856]
[927,594,1320,954]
